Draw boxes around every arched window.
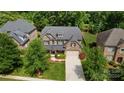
[71,42,76,47]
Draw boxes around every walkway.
[65,51,85,81]
[0,75,54,81]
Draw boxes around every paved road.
[65,51,85,81]
[0,75,54,81]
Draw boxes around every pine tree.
[24,38,48,76]
[0,33,21,74]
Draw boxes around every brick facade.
[114,43,124,62]
[103,44,124,63]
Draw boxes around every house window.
[57,41,63,45]
[120,48,124,54]
[71,42,76,47]
[54,41,57,45]
[107,47,115,53]
[50,41,53,45]
[117,57,123,63]
[44,41,49,45]
[56,34,63,38]
[106,55,113,61]
[52,41,54,45]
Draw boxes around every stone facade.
[43,34,81,52]
[65,41,81,51]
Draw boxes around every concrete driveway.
[65,51,85,81]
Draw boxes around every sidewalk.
[0,75,54,81]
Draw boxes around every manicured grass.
[82,32,96,45]
[42,62,65,81]
[11,62,65,81]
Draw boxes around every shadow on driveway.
[74,65,85,80]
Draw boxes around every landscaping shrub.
[79,52,85,60]
[109,61,119,68]
[55,53,65,59]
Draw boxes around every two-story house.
[0,19,37,48]
[41,26,83,53]
[97,28,124,63]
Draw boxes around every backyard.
[82,32,96,45]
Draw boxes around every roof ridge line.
[104,29,114,46]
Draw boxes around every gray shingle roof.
[45,45,65,51]
[10,30,29,45]
[0,19,36,45]
[0,19,36,34]
[41,26,83,51]
[41,26,82,41]
[97,28,124,47]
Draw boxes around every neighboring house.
[0,19,37,48]
[97,28,124,63]
[41,26,83,53]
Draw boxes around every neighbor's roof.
[97,28,124,47]
[0,19,36,45]
[41,26,82,41]
[0,19,36,34]
[10,30,29,45]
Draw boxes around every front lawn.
[42,62,65,81]
[11,62,65,81]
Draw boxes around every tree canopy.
[0,33,21,74]
[24,38,48,76]
[82,47,109,80]
[0,11,124,34]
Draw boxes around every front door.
[117,57,123,63]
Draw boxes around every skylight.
[18,35,26,41]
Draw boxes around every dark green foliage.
[24,38,48,76]
[82,47,109,80]
[33,11,90,31]
[120,62,124,80]
[1,11,124,34]
[0,33,21,74]
[55,53,65,59]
